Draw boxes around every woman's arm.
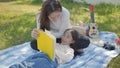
[36,11,41,29]
[31,11,41,39]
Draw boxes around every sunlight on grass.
[0,2,40,50]
[0,2,40,14]
[18,26,27,33]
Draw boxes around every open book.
[37,30,56,61]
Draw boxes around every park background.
[0,0,120,68]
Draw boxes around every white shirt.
[55,43,74,65]
[36,7,72,38]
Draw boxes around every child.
[55,29,90,64]
[31,28,90,65]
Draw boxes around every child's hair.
[64,29,90,57]
[40,0,62,31]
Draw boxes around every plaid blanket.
[0,31,119,68]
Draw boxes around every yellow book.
[37,30,56,61]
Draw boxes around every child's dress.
[55,43,74,65]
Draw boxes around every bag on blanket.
[9,52,57,68]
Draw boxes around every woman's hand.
[31,28,43,39]
[31,28,39,39]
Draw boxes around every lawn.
[0,0,120,68]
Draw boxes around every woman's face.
[61,30,75,45]
[48,11,61,21]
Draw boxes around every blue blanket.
[0,31,119,68]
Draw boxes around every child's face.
[61,30,75,45]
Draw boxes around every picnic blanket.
[0,31,120,68]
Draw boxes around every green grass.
[0,0,120,68]
[0,1,40,49]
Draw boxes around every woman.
[31,0,72,50]
[31,0,71,39]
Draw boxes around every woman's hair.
[64,29,90,57]
[40,0,62,31]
